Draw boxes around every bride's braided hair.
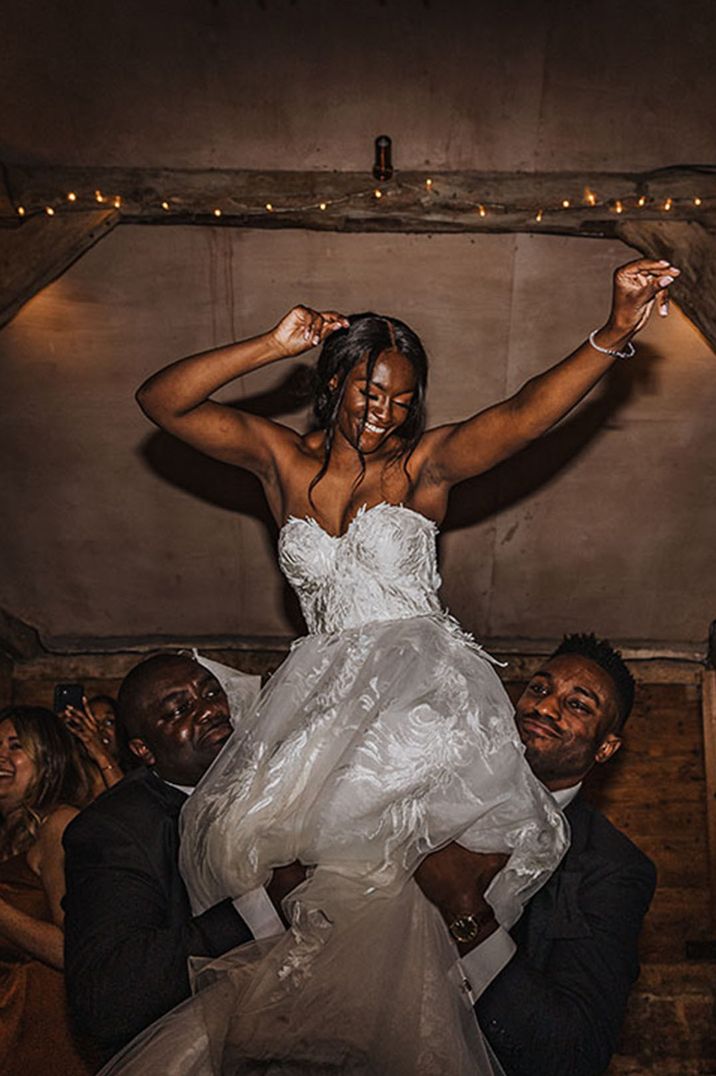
[309,313,428,506]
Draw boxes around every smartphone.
[54,682,84,713]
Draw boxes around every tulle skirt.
[102,615,567,1074]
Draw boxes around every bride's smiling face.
[333,350,417,454]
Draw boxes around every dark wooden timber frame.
[2,163,716,347]
[704,623,716,933]
[2,165,716,920]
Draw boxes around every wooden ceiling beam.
[0,208,118,329]
[616,220,716,351]
[3,164,715,235]
[1,165,715,345]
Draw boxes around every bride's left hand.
[607,258,681,336]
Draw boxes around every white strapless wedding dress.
[105,504,567,1075]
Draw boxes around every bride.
[114,258,676,1074]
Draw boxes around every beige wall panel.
[1,223,713,646]
[481,236,716,644]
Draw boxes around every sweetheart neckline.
[281,502,437,541]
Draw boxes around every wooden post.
[704,624,716,932]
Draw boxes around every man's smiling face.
[127,656,232,786]
[514,653,623,791]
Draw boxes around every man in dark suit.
[417,633,656,1076]
[62,654,294,1059]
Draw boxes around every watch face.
[449,915,479,944]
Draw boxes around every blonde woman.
[0,706,92,1074]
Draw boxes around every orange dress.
[0,852,92,1075]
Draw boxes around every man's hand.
[415,844,508,953]
[266,861,307,926]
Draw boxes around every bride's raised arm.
[417,258,679,489]
[136,306,348,478]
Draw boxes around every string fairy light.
[11,171,711,226]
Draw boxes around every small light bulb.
[561,198,571,209]
[477,204,487,218]
[67,191,77,202]
[161,200,170,211]
[694,196,702,206]
[425,178,433,189]
[585,190,597,206]
[615,200,624,214]
[374,189,383,199]
[45,206,55,216]
[535,209,543,222]
[17,205,25,217]
[637,195,646,207]
[319,202,327,211]
[265,203,273,212]
[95,189,105,203]
[663,197,672,211]
[113,196,122,208]
[213,207,222,217]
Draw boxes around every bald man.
[62,654,299,1058]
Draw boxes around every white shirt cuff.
[458,927,517,1003]
[232,887,284,940]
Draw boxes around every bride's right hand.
[270,306,349,357]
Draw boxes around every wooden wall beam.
[701,666,716,931]
[0,208,118,329]
[0,606,44,662]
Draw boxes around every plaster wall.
[1,225,713,646]
[2,0,716,172]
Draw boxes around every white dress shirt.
[165,778,284,939]
[169,776,581,960]
[458,782,582,1002]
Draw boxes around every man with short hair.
[417,633,656,1076]
[63,654,297,1058]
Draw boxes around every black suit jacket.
[476,796,656,1076]
[63,767,252,1056]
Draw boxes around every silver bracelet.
[588,329,635,360]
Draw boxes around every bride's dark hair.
[309,313,428,504]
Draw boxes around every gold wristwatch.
[447,912,489,944]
